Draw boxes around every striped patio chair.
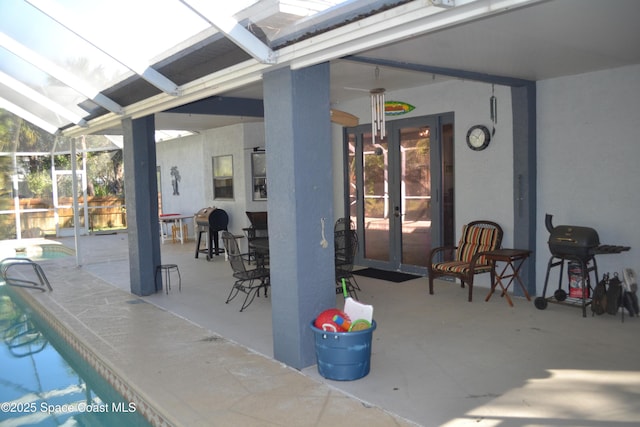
[428,221,503,301]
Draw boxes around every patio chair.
[428,220,503,301]
[243,211,268,264]
[335,218,360,299]
[221,231,270,311]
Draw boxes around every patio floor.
[7,232,640,427]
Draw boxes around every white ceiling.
[360,0,640,81]
[158,0,640,132]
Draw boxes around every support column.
[512,83,537,295]
[263,63,335,369]
[122,116,161,296]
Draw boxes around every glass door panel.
[399,126,431,267]
[362,132,388,262]
[347,134,357,220]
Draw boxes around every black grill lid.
[546,213,600,259]
[546,214,599,244]
[548,224,600,248]
[545,214,630,259]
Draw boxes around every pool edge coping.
[11,286,179,427]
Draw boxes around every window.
[251,152,267,200]
[213,155,233,199]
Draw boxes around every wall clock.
[466,125,491,151]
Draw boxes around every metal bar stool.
[155,264,181,294]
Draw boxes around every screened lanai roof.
[1,0,364,136]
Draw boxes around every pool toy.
[332,314,351,331]
[315,308,349,332]
[341,279,373,324]
[348,319,372,331]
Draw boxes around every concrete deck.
[5,232,640,427]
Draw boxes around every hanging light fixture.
[370,66,386,139]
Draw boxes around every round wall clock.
[466,125,491,151]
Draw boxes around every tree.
[86,150,124,196]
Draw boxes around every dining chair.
[334,218,360,299]
[221,231,270,311]
[243,211,268,264]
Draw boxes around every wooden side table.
[484,249,532,306]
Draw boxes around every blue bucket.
[310,319,376,381]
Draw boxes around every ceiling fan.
[342,67,387,138]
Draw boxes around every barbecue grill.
[536,214,630,316]
[194,207,228,260]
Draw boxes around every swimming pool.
[0,286,151,426]
[0,239,74,261]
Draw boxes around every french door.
[345,113,454,274]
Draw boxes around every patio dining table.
[249,238,269,268]
[159,214,192,244]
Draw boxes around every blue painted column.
[512,83,537,295]
[122,116,161,296]
[263,64,335,369]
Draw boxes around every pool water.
[0,286,151,426]
[17,245,74,260]
[1,240,74,261]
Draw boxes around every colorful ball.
[314,309,349,332]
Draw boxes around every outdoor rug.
[352,268,421,283]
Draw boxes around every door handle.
[394,206,401,218]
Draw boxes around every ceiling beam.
[0,33,124,114]
[0,71,87,127]
[26,0,180,96]
[166,96,264,117]
[344,55,533,87]
[180,0,276,64]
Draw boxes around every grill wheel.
[534,297,548,310]
[554,289,567,301]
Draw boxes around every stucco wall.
[156,122,266,242]
[536,63,640,293]
[156,133,204,229]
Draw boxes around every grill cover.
[195,207,228,230]
[194,208,229,259]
